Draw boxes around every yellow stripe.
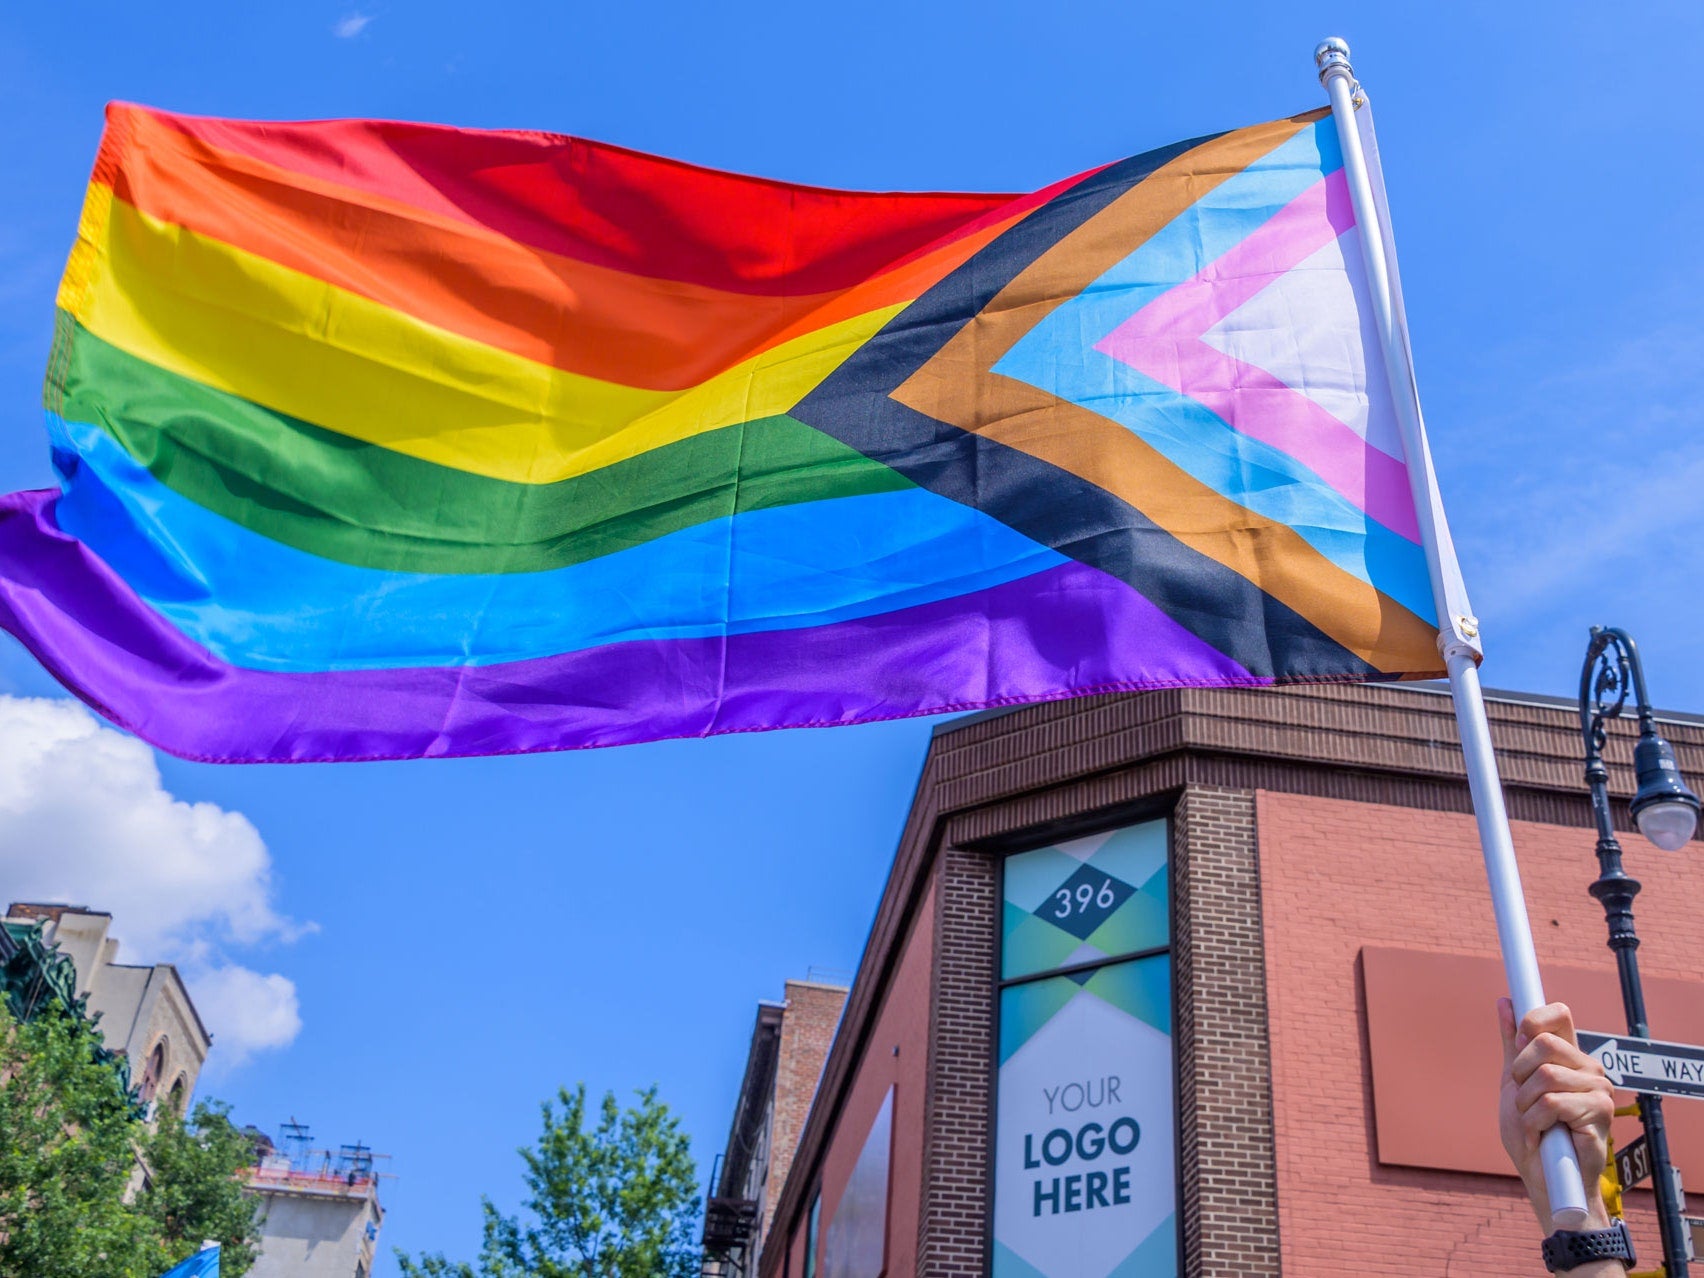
[63,185,905,485]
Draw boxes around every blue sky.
[1,3,1702,1271]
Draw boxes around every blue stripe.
[49,413,1066,673]
[1031,119,1346,344]
[1000,352,1434,621]
[991,120,1434,625]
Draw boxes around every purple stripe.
[0,490,1264,763]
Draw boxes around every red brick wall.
[768,980,850,1244]
[1258,790,1704,1275]
[780,886,936,1277]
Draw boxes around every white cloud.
[0,696,306,1064]
[187,967,303,1068]
[332,12,373,38]
[0,696,289,949]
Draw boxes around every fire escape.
[700,1002,784,1277]
[700,1153,761,1277]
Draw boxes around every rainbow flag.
[0,103,1443,762]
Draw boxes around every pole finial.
[1315,37,1353,85]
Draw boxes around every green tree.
[138,1101,263,1273]
[0,1002,262,1277]
[0,1002,157,1276]
[398,1084,700,1278]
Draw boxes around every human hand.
[1497,998,1616,1231]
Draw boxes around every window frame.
[988,813,1181,1278]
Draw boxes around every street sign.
[1615,1134,1652,1190]
[1579,1031,1704,1101]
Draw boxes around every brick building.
[703,682,1704,1277]
[704,979,849,1276]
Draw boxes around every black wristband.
[1542,1218,1635,1272]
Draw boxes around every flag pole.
[1314,37,1590,1228]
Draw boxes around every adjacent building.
[706,682,1704,1277]
[245,1126,386,1278]
[0,903,391,1272]
[2,902,211,1115]
[703,979,848,1276]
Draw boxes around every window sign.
[821,1087,892,1278]
[805,1192,821,1278]
[993,821,1176,1278]
[1001,820,1169,982]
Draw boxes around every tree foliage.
[0,1001,154,1274]
[398,1084,701,1278]
[139,1101,264,1273]
[0,1003,261,1277]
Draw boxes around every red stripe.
[103,108,834,390]
[97,107,1080,391]
[115,102,1018,298]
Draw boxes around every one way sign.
[1579,1031,1704,1101]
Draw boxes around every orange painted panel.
[1362,946,1704,1180]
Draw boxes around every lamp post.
[1580,625,1701,1275]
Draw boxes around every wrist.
[1579,1201,1614,1231]
[1523,1173,1614,1234]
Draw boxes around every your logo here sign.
[993,981,1176,1277]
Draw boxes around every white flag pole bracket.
[1314,36,1590,1228]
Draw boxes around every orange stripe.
[126,103,1019,297]
[761,207,1029,349]
[105,107,1021,393]
[67,181,910,485]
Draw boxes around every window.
[991,818,1178,1278]
[817,1088,891,1278]
[804,1191,821,1278]
[138,1039,167,1104]
[166,1075,188,1116]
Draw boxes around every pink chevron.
[1094,168,1420,544]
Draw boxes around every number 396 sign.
[1049,877,1126,923]
[1039,868,1136,943]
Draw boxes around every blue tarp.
[157,1245,219,1278]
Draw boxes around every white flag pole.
[1314,37,1590,1227]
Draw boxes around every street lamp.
[1580,625,1700,1276]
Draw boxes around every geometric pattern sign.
[993,958,1176,1278]
[1002,821,1169,981]
[994,818,1175,1278]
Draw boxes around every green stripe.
[52,315,914,575]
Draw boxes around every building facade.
[705,979,849,1275]
[712,682,1704,1277]
[245,1131,386,1278]
[2,903,211,1115]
